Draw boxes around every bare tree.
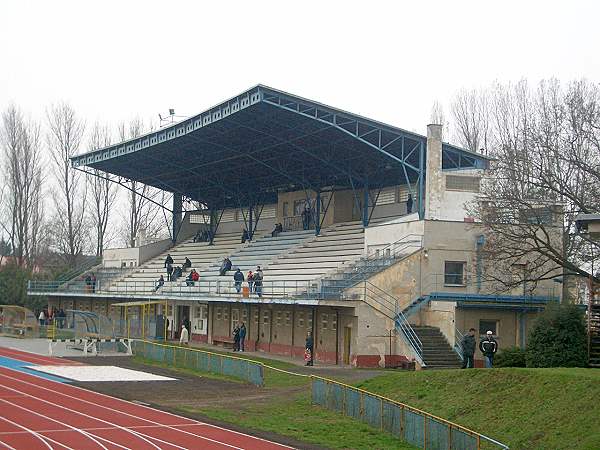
[117,118,166,247]
[465,79,600,298]
[451,88,491,154]
[87,123,117,256]
[46,103,88,266]
[0,105,45,268]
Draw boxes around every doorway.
[343,327,352,365]
[176,305,190,338]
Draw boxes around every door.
[176,305,190,338]
[343,327,351,365]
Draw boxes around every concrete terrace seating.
[107,231,245,294]
[162,229,316,296]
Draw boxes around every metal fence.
[311,376,509,450]
[132,340,264,386]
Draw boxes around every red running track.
[0,347,293,449]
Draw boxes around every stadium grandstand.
[28,85,561,368]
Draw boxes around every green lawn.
[356,368,600,450]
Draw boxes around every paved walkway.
[0,336,127,358]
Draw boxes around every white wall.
[364,215,424,255]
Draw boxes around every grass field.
[357,368,600,450]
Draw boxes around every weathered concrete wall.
[425,124,444,220]
[103,247,140,268]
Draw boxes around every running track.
[0,347,293,449]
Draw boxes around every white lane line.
[0,398,109,450]
[0,383,161,450]
[0,438,17,450]
[0,369,246,449]
[0,414,66,450]
[0,422,204,435]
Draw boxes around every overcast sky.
[1,0,598,144]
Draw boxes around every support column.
[209,208,215,245]
[424,124,443,220]
[362,176,369,227]
[418,141,426,220]
[248,206,254,240]
[172,193,182,243]
[315,190,321,235]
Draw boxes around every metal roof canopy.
[72,85,489,211]
[111,300,167,307]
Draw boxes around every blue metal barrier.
[311,376,509,450]
[132,340,264,386]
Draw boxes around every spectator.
[179,324,189,346]
[254,266,263,297]
[38,309,46,326]
[90,273,97,293]
[239,322,246,352]
[233,323,240,351]
[183,257,192,270]
[166,263,174,281]
[479,330,498,368]
[271,223,283,237]
[301,205,311,230]
[154,275,165,292]
[219,257,232,276]
[186,269,199,286]
[193,229,207,243]
[233,268,244,293]
[164,254,174,272]
[406,194,413,215]
[85,274,92,292]
[305,331,314,366]
[461,328,477,369]
[173,266,183,280]
[247,270,254,293]
[241,228,249,244]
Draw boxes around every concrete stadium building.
[30,85,561,368]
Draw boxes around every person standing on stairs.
[164,254,174,276]
[233,268,244,293]
[461,328,476,369]
[479,330,498,368]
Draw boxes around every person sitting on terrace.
[241,228,249,244]
[186,269,199,286]
[155,275,165,292]
[182,257,192,270]
[173,266,183,280]
[193,230,202,242]
[271,223,283,237]
[219,257,232,276]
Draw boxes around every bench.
[212,337,235,349]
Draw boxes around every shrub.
[494,346,527,367]
[526,303,587,368]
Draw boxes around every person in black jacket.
[233,268,244,293]
[479,330,498,368]
[233,324,241,352]
[461,328,476,369]
[164,254,174,275]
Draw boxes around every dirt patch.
[67,356,325,449]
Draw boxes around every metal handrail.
[55,256,102,282]
[454,327,465,361]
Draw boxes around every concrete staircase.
[411,326,462,369]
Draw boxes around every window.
[254,310,259,324]
[444,261,466,286]
[332,314,337,331]
[283,202,289,217]
[276,311,282,326]
[479,320,498,336]
[263,311,269,324]
[321,313,328,330]
[285,311,291,326]
[445,175,481,192]
[216,308,222,321]
[307,313,313,329]
[223,309,229,321]
[242,309,248,321]
[297,312,304,327]
[294,200,305,216]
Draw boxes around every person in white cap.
[479,330,498,368]
[179,324,189,346]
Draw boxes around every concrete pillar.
[172,194,182,243]
[425,124,444,220]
